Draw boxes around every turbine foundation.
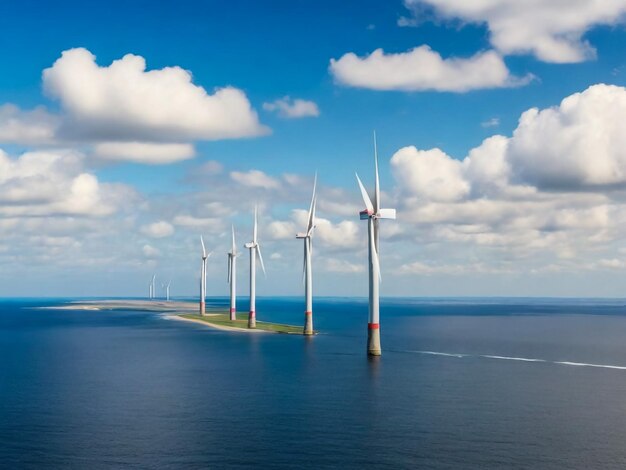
[367,323,381,356]
[303,311,313,335]
[230,308,236,321]
[248,311,256,328]
[199,301,205,316]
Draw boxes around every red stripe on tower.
[304,311,312,315]
[368,323,379,330]
[249,311,255,318]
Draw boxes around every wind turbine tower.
[199,236,211,315]
[165,280,171,301]
[296,175,317,335]
[355,133,396,356]
[244,206,266,328]
[227,225,239,321]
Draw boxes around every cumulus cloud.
[142,244,161,258]
[391,84,626,263]
[263,96,320,118]
[404,0,626,63]
[43,48,268,142]
[324,258,365,273]
[0,148,127,217]
[330,46,531,92]
[93,142,195,164]
[269,209,360,249]
[230,170,281,189]
[141,221,174,238]
[0,104,59,145]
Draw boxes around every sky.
[2,0,626,297]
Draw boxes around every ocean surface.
[3,297,626,469]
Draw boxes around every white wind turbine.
[296,174,317,335]
[355,133,396,356]
[199,236,212,315]
[149,274,156,300]
[244,206,266,328]
[165,280,171,301]
[227,225,239,321]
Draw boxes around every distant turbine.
[199,236,212,315]
[165,280,171,301]
[244,206,266,328]
[296,174,317,335]
[355,132,396,356]
[227,225,239,321]
[150,274,156,300]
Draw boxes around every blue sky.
[2,0,626,297]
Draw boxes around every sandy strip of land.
[165,314,271,333]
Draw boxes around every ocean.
[3,297,626,468]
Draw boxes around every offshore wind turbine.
[355,133,396,356]
[149,274,156,300]
[244,206,266,328]
[296,175,317,335]
[199,236,212,315]
[165,280,171,301]
[227,225,239,321]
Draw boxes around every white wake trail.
[407,350,626,371]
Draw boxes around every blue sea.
[3,297,626,468]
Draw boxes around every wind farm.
[6,2,626,468]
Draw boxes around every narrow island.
[40,300,311,335]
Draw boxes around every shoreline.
[165,314,272,333]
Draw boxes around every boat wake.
[406,350,626,371]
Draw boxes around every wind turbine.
[199,236,212,315]
[355,132,396,356]
[296,174,317,335]
[244,206,266,328]
[164,280,171,301]
[150,274,156,300]
[227,225,239,321]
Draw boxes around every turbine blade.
[302,240,306,285]
[256,245,266,277]
[374,131,380,213]
[200,235,206,257]
[356,173,374,214]
[369,221,381,283]
[307,173,317,232]
[231,224,236,254]
[253,205,258,243]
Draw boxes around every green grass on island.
[179,313,307,334]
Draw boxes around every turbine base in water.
[303,311,313,335]
[248,311,256,329]
[367,323,381,356]
[230,308,236,321]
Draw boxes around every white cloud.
[172,214,224,229]
[141,221,174,238]
[0,148,126,217]
[0,104,59,145]
[43,48,268,142]
[405,0,626,63]
[93,142,195,164]
[142,244,161,258]
[330,46,532,92]
[481,117,500,128]
[263,96,320,118]
[390,84,626,262]
[324,258,365,273]
[508,84,626,189]
[270,209,360,248]
[230,169,280,189]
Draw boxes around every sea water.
[2,297,626,468]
